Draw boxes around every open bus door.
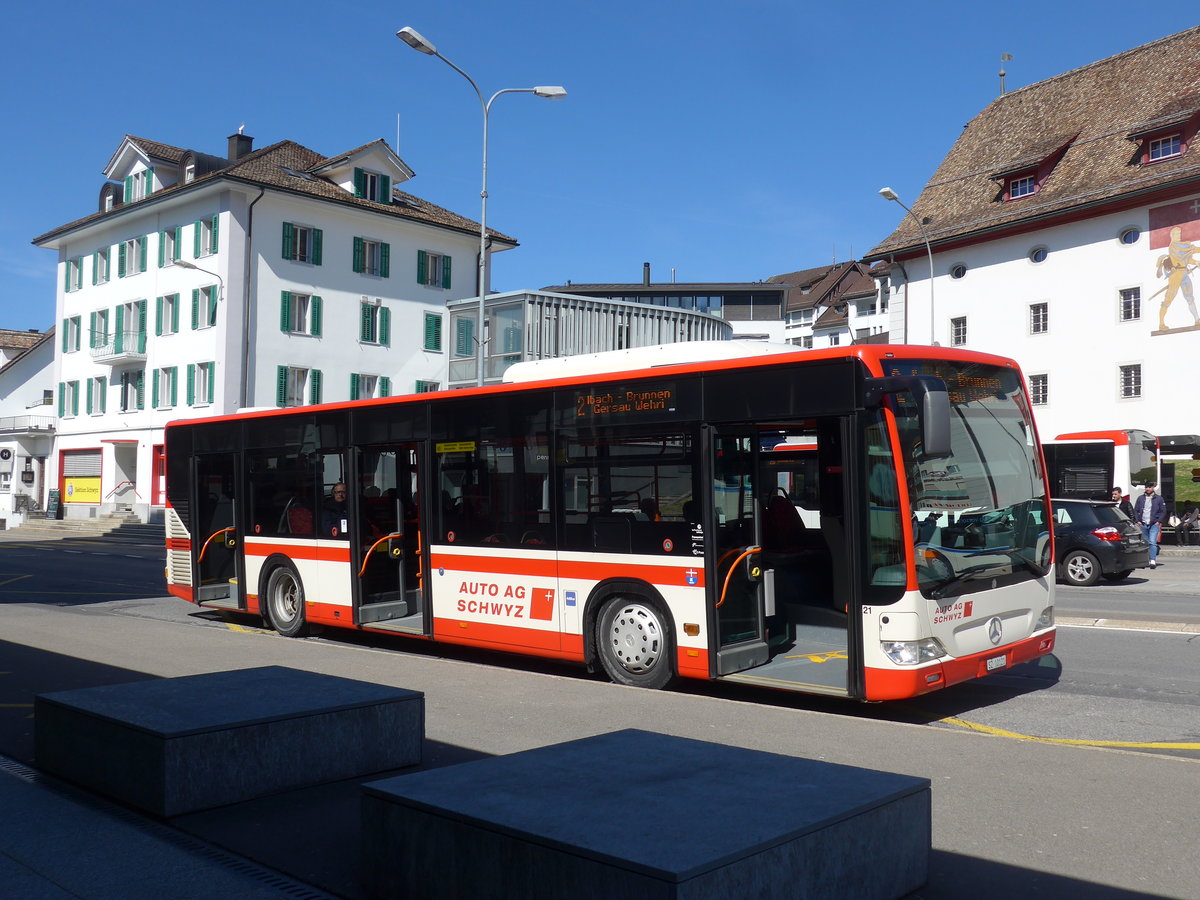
[353,443,428,634]
[193,453,242,609]
[710,420,854,696]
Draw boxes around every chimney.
[227,130,254,160]
[643,262,651,286]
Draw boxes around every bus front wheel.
[265,564,308,637]
[597,597,675,689]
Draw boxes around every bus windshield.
[887,358,1050,598]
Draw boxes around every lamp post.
[879,187,935,345]
[172,258,225,302]
[397,26,566,387]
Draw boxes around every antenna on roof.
[238,123,245,135]
[999,53,1013,96]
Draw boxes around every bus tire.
[264,563,308,637]
[596,596,675,689]
[1060,550,1100,587]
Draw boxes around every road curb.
[1056,616,1200,633]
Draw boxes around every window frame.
[1147,134,1182,162]
[1008,174,1037,199]
[120,370,144,412]
[1029,373,1048,406]
[950,316,967,346]
[93,248,111,285]
[1118,363,1142,400]
[1118,287,1141,323]
[1029,301,1049,335]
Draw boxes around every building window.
[159,227,182,267]
[87,376,106,415]
[277,365,322,407]
[194,215,219,257]
[1119,364,1141,399]
[118,236,148,278]
[184,162,195,183]
[1119,287,1141,322]
[59,381,81,418]
[354,167,390,203]
[1029,246,1048,264]
[1148,134,1182,162]
[192,286,219,329]
[89,309,110,349]
[117,300,147,353]
[1029,302,1048,334]
[951,316,967,346]
[93,248,110,285]
[153,366,178,409]
[360,299,391,345]
[64,257,84,292]
[353,238,390,277]
[415,380,440,393]
[453,316,475,358]
[1009,175,1036,199]
[801,335,813,349]
[1119,227,1141,245]
[424,312,443,351]
[282,223,323,264]
[125,169,152,203]
[950,264,967,280]
[418,249,451,288]
[188,362,215,406]
[280,291,322,336]
[120,370,144,412]
[1029,374,1048,406]
[828,334,840,346]
[156,293,180,336]
[350,373,391,400]
[62,316,82,352]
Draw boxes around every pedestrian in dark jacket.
[1132,482,1166,568]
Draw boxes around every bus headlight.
[882,637,947,666]
[1036,607,1054,630]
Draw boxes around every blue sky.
[0,1,1180,331]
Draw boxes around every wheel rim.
[271,571,301,623]
[606,603,664,674]
[1066,554,1093,583]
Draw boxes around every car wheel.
[1102,570,1133,582]
[596,597,675,689]
[1061,550,1101,587]
[265,564,308,637]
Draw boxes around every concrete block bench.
[36,666,423,817]
[362,729,929,899]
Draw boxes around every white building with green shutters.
[34,132,508,522]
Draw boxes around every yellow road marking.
[940,715,1200,750]
[226,623,271,634]
[784,650,849,663]
[0,575,33,587]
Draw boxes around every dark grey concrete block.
[35,666,422,817]
[362,728,929,900]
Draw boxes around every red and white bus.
[164,342,1056,701]
[1042,429,1160,502]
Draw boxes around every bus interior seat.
[280,497,314,535]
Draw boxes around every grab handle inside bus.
[863,374,951,458]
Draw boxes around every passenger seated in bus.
[635,498,661,521]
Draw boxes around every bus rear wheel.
[265,564,308,637]
[597,597,675,689]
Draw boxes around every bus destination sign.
[887,360,1013,405]
[574,383,678,421]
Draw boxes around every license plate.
[985,655,1007,671]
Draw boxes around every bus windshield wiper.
[929,563,1011,601]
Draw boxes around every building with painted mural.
[33,132,500,522]
[867,26,1200,442]
[0,329,55,527]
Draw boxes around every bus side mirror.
[863,374,951,458]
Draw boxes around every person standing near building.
[1132,482,1166,568]
[1111,486,1134,519]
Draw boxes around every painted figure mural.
[1148,197,1200,334]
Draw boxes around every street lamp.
[879,187,935,345]
[397,26,566,386]
[172,258,225,302]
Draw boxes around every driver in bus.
[322,483,350,539]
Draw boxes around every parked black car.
[1052,498,1150,586]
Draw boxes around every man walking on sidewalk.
[1133,482,1166,568]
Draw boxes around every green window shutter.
[354,167,365,198]
[280,291,292,332]
[442,254,452,289]
[137,300,147,352]
[139,236,147,272]
[276,366,288,407]
[187,365,195,405]
[360,303,373,342]
[379,376,390,398]
[61,322,69,352]
[194,221,202,257]
[58,383,64,417]
[417,249,427,285]
[191,289,200,329]
[89,312,97,348]
[114,305,125,353]
[155,297,163,336]
[350,373,360,401]
[282,222,294,259]
[171,294,180,332]
[91,252,98,285]
[207,362,215,402]
[124,175,133,200]
[312,228,323,266]
[311,296,322,336]
[380,242,390,278]
[174,226,182,260]
[379,306,391,346]
[379,174,390,203]
[170,367,178,407]
[99,379,106,413]
[310,369,322,405]
[63,263,69,292]
[210,214,219,250]
[152,369,160,409]
[145,168,153,196]
[86,378,93,415]
[207,286,218,326]
[118,241,127,278]
[424,313,442,351]
[71,381,79,417]
[136,370,144,410]
[455,318,473,357]
[158,232,166,268]
[353,237,365,273]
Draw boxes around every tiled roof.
[127,136,188,164]
[768,261,871,312]
[35,138,512,247]
[868,26,1200,259]
[539,282,785,293]
[0,329,46,352]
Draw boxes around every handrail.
[358,532,405,578]
[198,526,235,563]
[715,546,760,609]
[105,480,141,500]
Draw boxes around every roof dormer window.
[1148,134,1182,162]
[354,167,391,204]
[1009,174,1037,199]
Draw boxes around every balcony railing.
[0,416,54,435]
[91,330,146,365]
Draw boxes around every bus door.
[193,453,242,609]
[354,443,427,633]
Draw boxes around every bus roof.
[502,341,798,383]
